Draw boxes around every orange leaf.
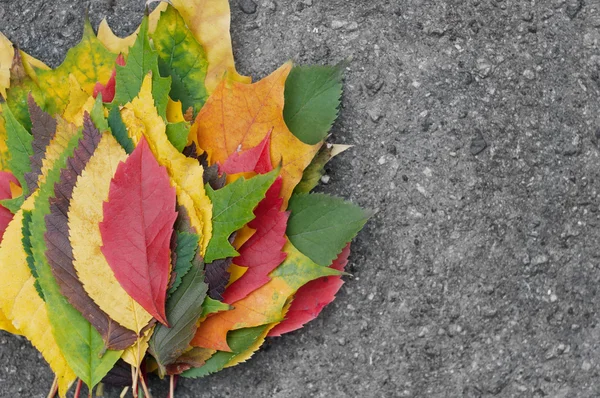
[192,63,321,208]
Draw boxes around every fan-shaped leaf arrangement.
[0,1,370,397]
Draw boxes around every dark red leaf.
[219,129,273,175]
[93,54,125,103]
[268,243,351,337]
[100,135,177,326]
[44,113,137,350]
[0,171,18,241]
[205,256,233,301]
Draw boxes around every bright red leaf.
[268,243,351,337]
[0,171,18,242]
[222,177,288,304]
[93,54,126,103]
[100,135,177,326]
[219,129,273,175]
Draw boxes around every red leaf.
[219,129,273,175]
[221,177,288,304]
[93,54,126,103]
[268,243,351,337]
[0,171,18,241]
[100,135,177,326]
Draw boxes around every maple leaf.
[192,62,321,208]
[0,171,18,241]
[287,193,371,266]
[149,250,208,377]
[204,168,278,263]
[283,62,345,145]
[24,95,56,195]
[191,241,342,352]
[152,5,209,117]
[45,113,137,350]
[268,244,351,337]
[35,18,116,117]
[100,136,177,326]
[168,0,251,92]
[93,54,126,103]
[222,177,288,304]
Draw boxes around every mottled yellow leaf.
[122,74,212,254]
[119,107,145,146]
[169,0,251,92]
[167,98,185,123]
[39,117,79,187]
[0,205,76,397]
[97,3,167,55]
[192,62,321,207]
[62,75,95,126]
[69,132,153,333]
[122,325,155,368]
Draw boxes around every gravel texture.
[2,0,600,397]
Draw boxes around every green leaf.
[294,144,351,194]
[283,62,345,145]
[149,253,208,377]
[166,122,189,152]
[90,95,109,132]
[1,98,33,194]
[153,5,209,117]
[21,210,44,300]
[35,18,116,116]
[0,196,25,214]
[204,169,278,263]
[200,297,231,319]
[169,231,198,295]
[181,325,269,379]
[286,193,370,266]
[107,107,134,154]
[113,14,171,118]
[29,128,121,389]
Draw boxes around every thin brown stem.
[46,376,58,398]
[74,379,83,398]
[139,371,151,398]
[169,375,175,398]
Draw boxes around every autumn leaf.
[24,95,56,195]
[100,136,177,326]
[294,143,352,194]
[149,250,208,377]
[107,106,134,154]
[222,177,288,304]
[93,54,126,103]
[283,62,345,145]
[219,129,273,176]
[168,0,251,92]
[200,297,231,319]
[1,96,33,196]
[69,132,153,339]
[204,168,278,263]
[287,193,370,266]
[268,244,351,337]
[0,171,18,240]
[169,206,200,295]
[153,4,208,117]
[35,18,116,117]
[205,256,233,301]
[45,113,137,350]
[192,62,321,207]
[191,241,342,352]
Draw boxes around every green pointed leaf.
[149,253,208,377]
[35,19,116,116]
[107,107,134,154]
[283,62,345,145]
[286,193,370,266]
[113,15,171,118]
[200,297,231,319]
[29,127,121,389]
[166,122,189,152]
[1,196,25,214]
[90,95,109,132]
[204,169,278,263]
[21,210,44,300]
[182,325,269,379]
[1,98,33,194]
[153,5,209,116]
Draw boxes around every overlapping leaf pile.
[0,1,369,396]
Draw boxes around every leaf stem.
[74,379,83,398]
[46,376,58,398]
[169,375,175,398]
[131,366,139,398]
[139,371,151,398]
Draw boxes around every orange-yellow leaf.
[122,73,212,254]
[192,62,321,207]
[169,0,251,92]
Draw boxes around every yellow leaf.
[167,98,185,124]
[119,107,145,146]
[0,309,19,335]
[169,0,251,92]
[97,3,167,55]
[39,117,80,186]
[62,75,95,126]
[122,74,213,254]
[0,205,76,397]
[122,325,155,368]
[0,32,13,97]
[191,241,340,351]
[223,321,281,368]
[69,132,153,332]
[192,62,321,207]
